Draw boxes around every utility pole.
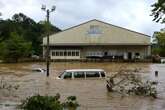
[41,5,56,77]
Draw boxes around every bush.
[63,96,79,110]
[19,94,79,110]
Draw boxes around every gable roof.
[43,19,151,46]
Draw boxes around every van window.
[100,72,105,77]
[63,72,72,79]
[86,71,100,77]
[74,72,85,78]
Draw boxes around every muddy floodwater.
[0,62,165,110]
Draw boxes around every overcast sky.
[0,0,164,36]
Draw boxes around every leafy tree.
[0,13,61,56]
[0,32,32,62]
[0,19,22,41]
[152,30,165,56]
[151,0,165,23]
[12,13,36,25]
[152,48,162,55]
[156,32,165,47]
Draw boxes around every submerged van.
[57,69,106,79]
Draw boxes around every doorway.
[128,52,132,60]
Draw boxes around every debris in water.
[106,68,158,98]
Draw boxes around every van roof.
[65,69,105,72]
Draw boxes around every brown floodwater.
[0,62,165,110]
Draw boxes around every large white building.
[43,19,151,60]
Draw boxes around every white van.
[57,69,106,79]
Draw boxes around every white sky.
[0,0,164,36]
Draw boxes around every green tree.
[12,13,36,25]
[151,0,165,23]
[0,32,32,62]
[0,13,61,56]
[156,32,165,47]
[152,30,165,56]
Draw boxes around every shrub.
[63,96,79,110]
[19,94,79,110]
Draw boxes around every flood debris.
[106,68,158,98]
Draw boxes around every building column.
[147,45,151,56]
[43,46,46,59]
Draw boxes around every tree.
[152,30,165,56]
[0,32,32,62]
[12,13,36,25]
[12,13,61,55]
[0,13,61,56]
[156,32,165,47]
[151,0,165,23]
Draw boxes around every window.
[100,72,105,77]
[86,51,103,57]
[64,51,67,56]
[56,51,59,56]
[74,72,85,78]
[68,51,71,56]
[59,51,63,56]
[76,51,79,56]
[72,51,75,56]
[52,51,55,56]
[88,25,102,36]
[51,50,80,57]
[86,71,100,77]
[63,72,72,79]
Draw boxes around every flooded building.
[43,19,151,60]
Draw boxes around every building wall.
[81,45,149,59]
[47,45,150,60]
[43,20,151,46]
[42,20,151,60]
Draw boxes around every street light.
[41,5,56,77]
